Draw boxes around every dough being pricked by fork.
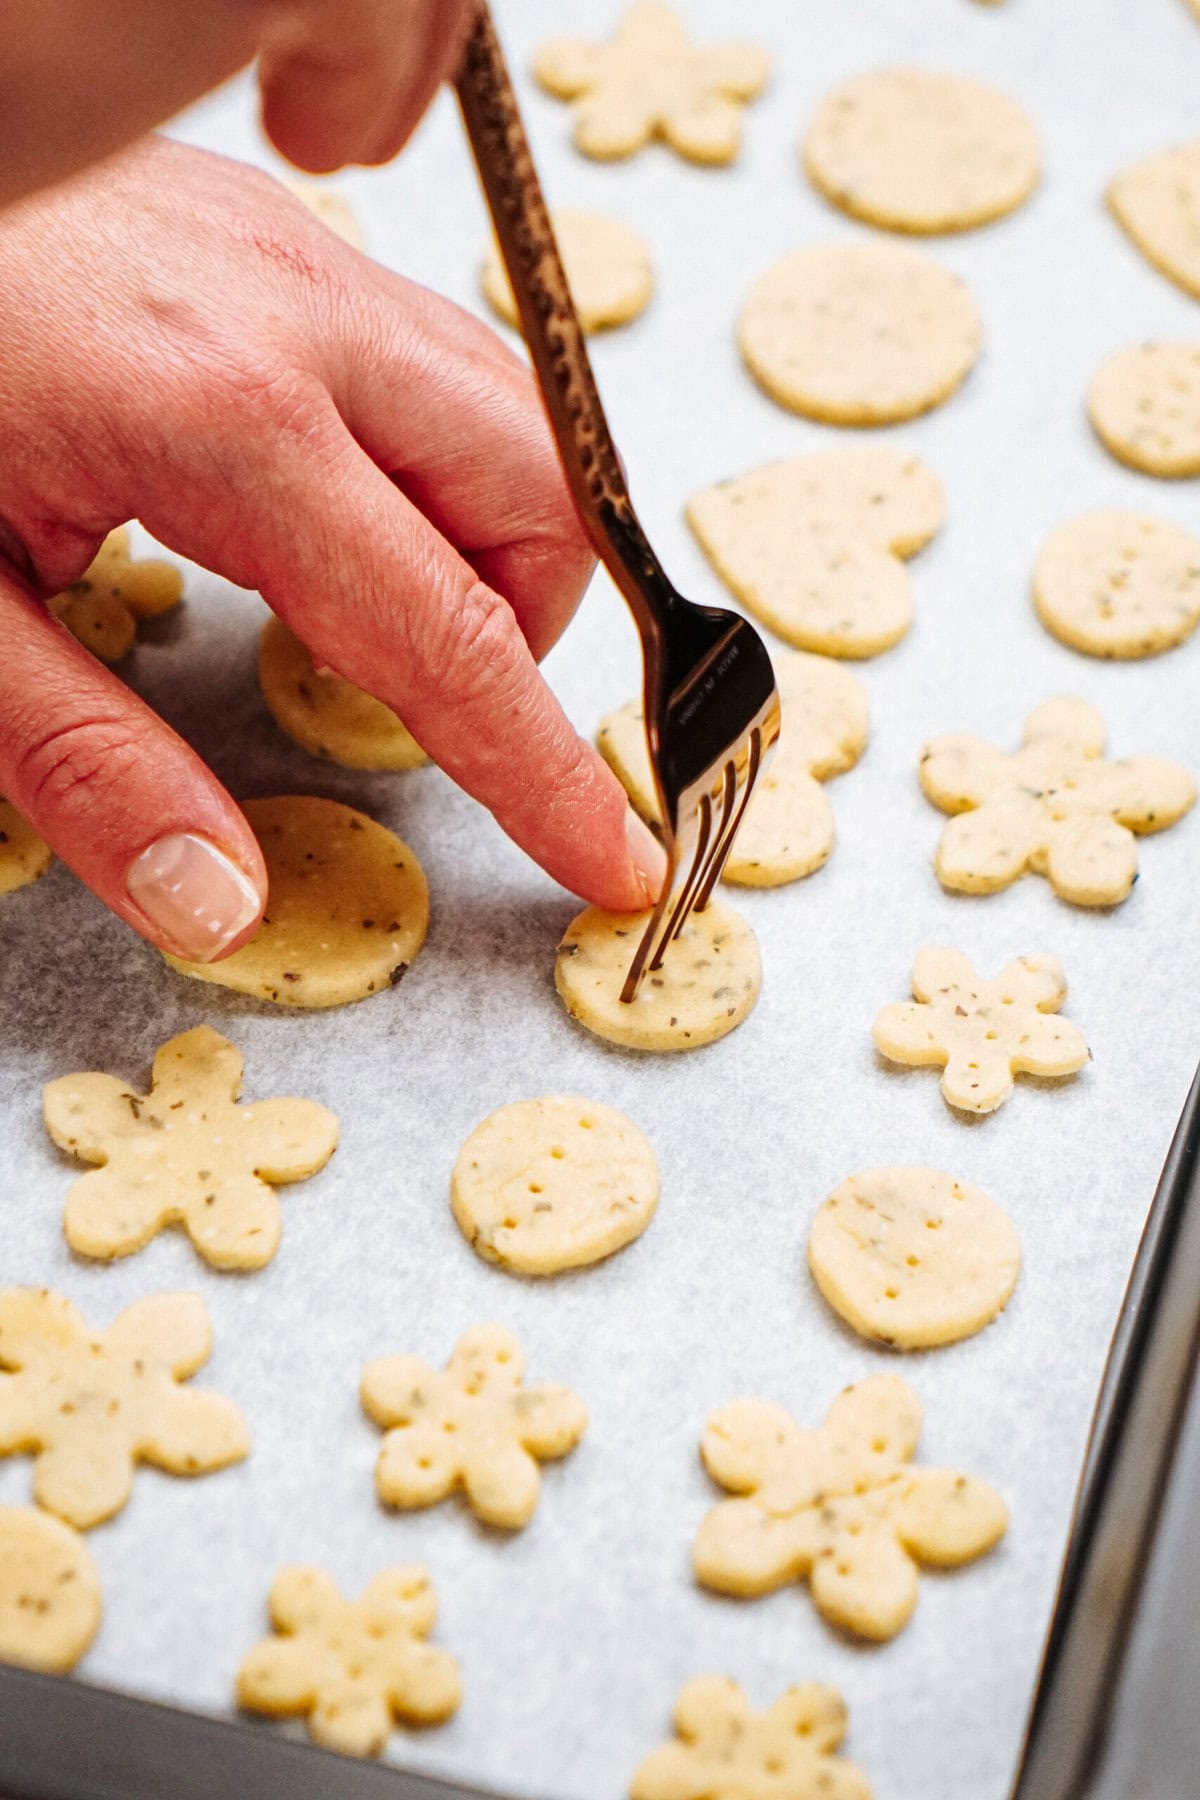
[554,901,760,1052]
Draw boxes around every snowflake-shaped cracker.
[693,1373,1007,1641]
[48,528,181,663]
[237,1564,460,1759]
[360,1324,587,1530]
[873,948,1090,1114]
[534,3,769,165]
[920,697,1195,904]
[0,1287,249,1529]
[43,1026,339,1270]
[631,1677,873,1800]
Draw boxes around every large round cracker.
[1108,139,1200,302]
[482,208,653,333]
[1034,511,1200,658]
[1088,342,1200,477]
[0,1506,101,1673]
[258,617,426,772]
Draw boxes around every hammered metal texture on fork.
[455,4,781,1003]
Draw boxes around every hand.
[0,137,665,962]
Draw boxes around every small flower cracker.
[919,697,1195,904]
[693,1374,1007,1640]
[630,1677,873,1800]
[43,1026,339,1269]
[0,799,51,895]
[237,1565,460,1759]
[0,1288,248,1529]
[48,527,181,663]
[361,1324,586,1530]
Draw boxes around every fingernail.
[625,809,668,906]
[126,833,261,962]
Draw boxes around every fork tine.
[665,759,737,950]
[649,792,714,972]
[694,726,764,911]
[618,798,711,1005]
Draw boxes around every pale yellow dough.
[238,1565,460,1759]
[694,1373,1008,1640]
[631,1677,873,1800]
[739,240,981,424]
[0,1507,101,1673]
[808,1167,1022,1350]
[1088,342,1200,477]
[48,527,181,663]
[164,796,428,1007]
[686,447,944,655]
[804,67,1039,235]
[0,800,51,894]
[258,616,426,771]
[451,1096,658,1275]
[283,179,363,249]
[598,652,868,886]
[361,1324,586,1530]
[482,208,653,333]
[1034,511,1200,658]
[43,1026,339,1269]
[1108,139,1200,301]
[555,901,761,1052]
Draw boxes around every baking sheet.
[3,1,1200,1795]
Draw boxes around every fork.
[455,3,780,1004]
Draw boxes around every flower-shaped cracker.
[0,799,51,895]
[534,3,769,165]
[693,1374,1007,1640]
[361,1324,587,1530]
[873,948,1089,1114]
[237,1564,460,1759]
[631,1677,873,1800]
[920,697,1195,904]
[48,527,181,663]
[0,1288,248,1529]
[43,1027,339,1270]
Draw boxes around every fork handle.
[454,2,678,641]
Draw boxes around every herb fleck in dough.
[258,616,427,771]
[0,799,51,895]
[482,208,653,333]
[1034,512,1200,658]
[555,901,761,1052]
[0,1507,101,1674]
[163,795,429,1007]
[451,1096,658,1275]
[48,527,181,663]
[1108,138,1200,301]
[1088,342,1200,477]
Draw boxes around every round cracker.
[482,208,653,333]
[0,1506,101,1673]
[1108,139,1200,303]
[808,1167,1021,1349]
[0,799,52,895]
[258,616,426,771]
[163,796,428,1008]
[1034,511,1200,658]
[451,1095,659,1274]
[804,67,1039,235]
[1088,342,1200,477]
[555,901,761,1052]
[739,240,981,424]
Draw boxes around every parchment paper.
[4,1,1200,1795]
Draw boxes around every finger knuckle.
[13,714,146,822]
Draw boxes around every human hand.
[0,137,666,962]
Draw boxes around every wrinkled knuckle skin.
[13,715,147,827]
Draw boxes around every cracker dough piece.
[739,240,981,424]
[48,528,182,663]
[482,208,653,334]
[533,3,769,166]
[283,179,363,250]
[686,447,944,655]
[43,1026,339,1269]
[920,697,1196,904]
[808,1167,1022,1350]
[361,1324,586,1530]
[164,796,428,1007]
[237,1565,460,1759]
[555,901,761,1052]
[1108,139,1200,301]
[451,1096,659,1275]
[694,1373,1008,1641]
[597,652,869,886]
[1034,511,1200,658]
[631,1677,873,1800]
[0,800,51,895]
[258,617,426,771]
[0,1288,249,1530]
[804,68,1039,236]
[1088,342,1200,477]
[0,1507,101,1674]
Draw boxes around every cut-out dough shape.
[0,800,51,895]
[237,1565,460,1759]
[43,1026,339,1269]
[1108,139,1200,302]
[282,179,364,250]
[919,697,1195,904]
[258,617,426,771]
[0,1288,249,1529]
[630,1677,873,1800]
[361,1324,586,1530]
[0,1506,101,1674]
[482,208,653,333]
[1034,511,1200,659]
[1088,342,1200,478]
[693,1373,1008,1640]
[534,3,769,165]
[48,528,181,663]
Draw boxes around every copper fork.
[455,4,780,1003]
